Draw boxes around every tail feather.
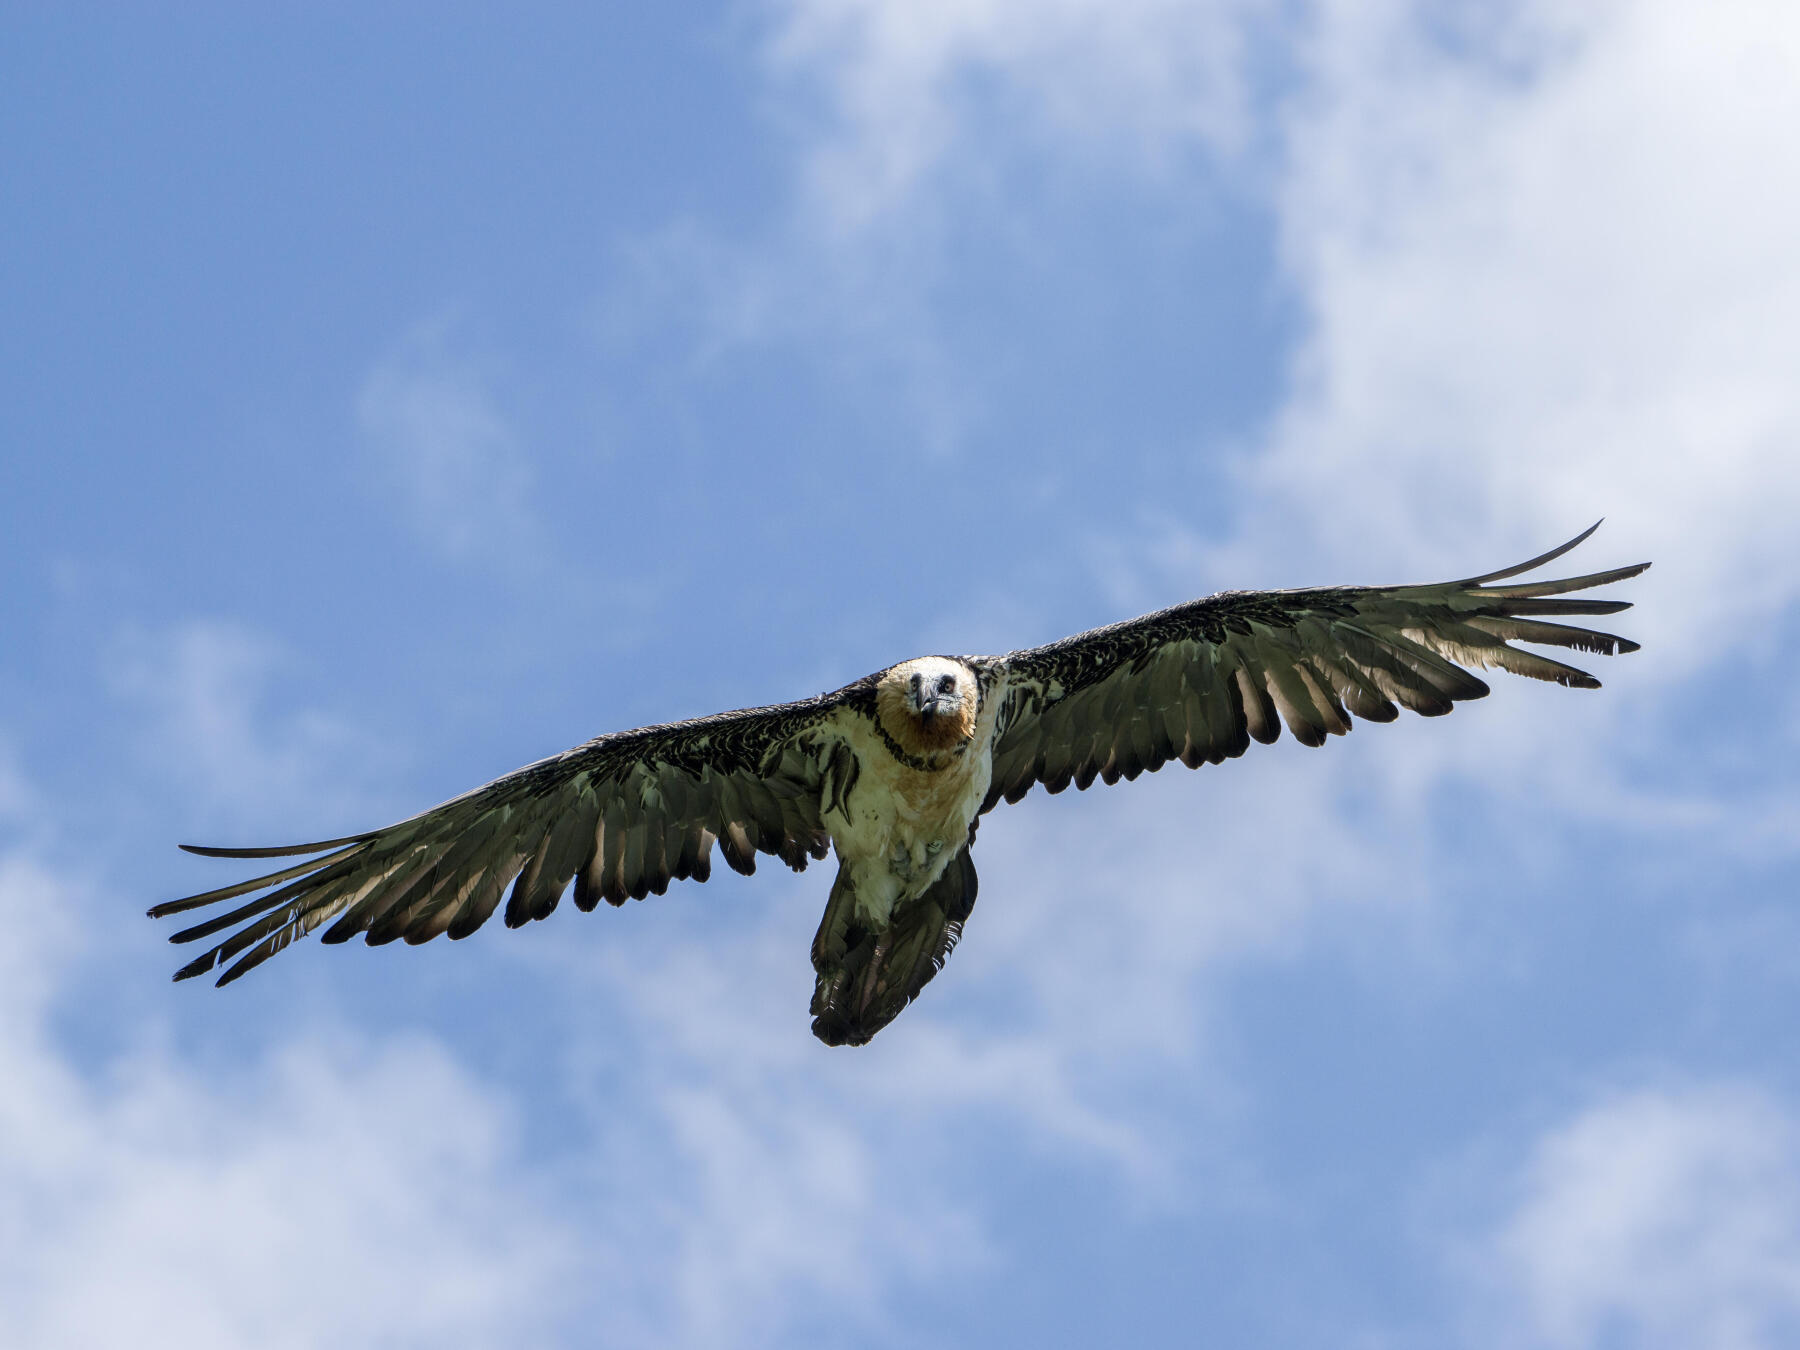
[810,846,979,1047]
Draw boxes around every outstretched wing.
[151,692,865,986]
[983,523,1648,810]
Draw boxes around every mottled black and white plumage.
[153,525,1647,1045]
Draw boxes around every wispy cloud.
[1482,1083,1800,1349]
[766,0,1270,234]
[999,0,1800,847]
[604,0,1275,456]
[744,0,1800,671]
[107,619,384,836]
[0,841,579,1350]
[357,320,538,564]
[1215,0,1800,648]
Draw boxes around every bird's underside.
[152,524,1648,1046]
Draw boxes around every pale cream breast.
[826,666,999,926]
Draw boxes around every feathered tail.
[809,844,979,1047]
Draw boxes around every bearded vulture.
[152,525,1646,1045]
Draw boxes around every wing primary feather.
[321,859,430,944]
[445,849,531,939]
[149,842,366,918]
[1215,658,1252,758]
[623,817,650,900]
[1184,657,1233,763]
[1471,561,1649,598]
[573,855,603,912]
[401,902,464,946]
[1475,596,1634,617]
[600,796,631,903]
[665,815,698,886]
[213,899,345,987]
[1261,653,1330,747]
[402,841,526,942]
[502,798,592,927]
[199,878,356,974]
[1232,663,1282,745]
[1034,706,1076,791]
[1296,661,1351,736]
[168,866,346,945]
[504,858,550,929]
[365,874,446,946]
[1175,669,1209,768]
[373,806,530,941]
[720,820,757,874]
[690,827,715,884]
[1462,616,1638,654]
[372,824,525,943]
[1310,650,1398,723]
[1455,522,1603,585]
[1354,626,1491,702]
[640,781,683,886]
[178,834,376,859]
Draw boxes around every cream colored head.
[875,657,979,757]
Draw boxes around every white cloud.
[603,0,1276,453]
[1226,0,1800,654]
[0,846,579,1350]
[541,915,990,1348]
[754,0,1800,690]
[1485,1084,1800,1350]
[7,753,993,1350]
[6,752,1000,1350]
[766,0,1268,233]
[583,8,1791,1248]
[358,321,537,562]
[451,754,1450,1345]
[971,742,1434,1052]
[1035,0,1800,846]
[540,732,1459,1237]
[28,5,1798,1343]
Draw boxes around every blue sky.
[4,2,1798,1346]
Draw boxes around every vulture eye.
[937,675,956,694]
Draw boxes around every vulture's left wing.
[983,524,1647,811]
[151,692,861,985]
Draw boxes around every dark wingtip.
[173,950,219,981]
[214,956,257,988]
[150,898,217,925]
